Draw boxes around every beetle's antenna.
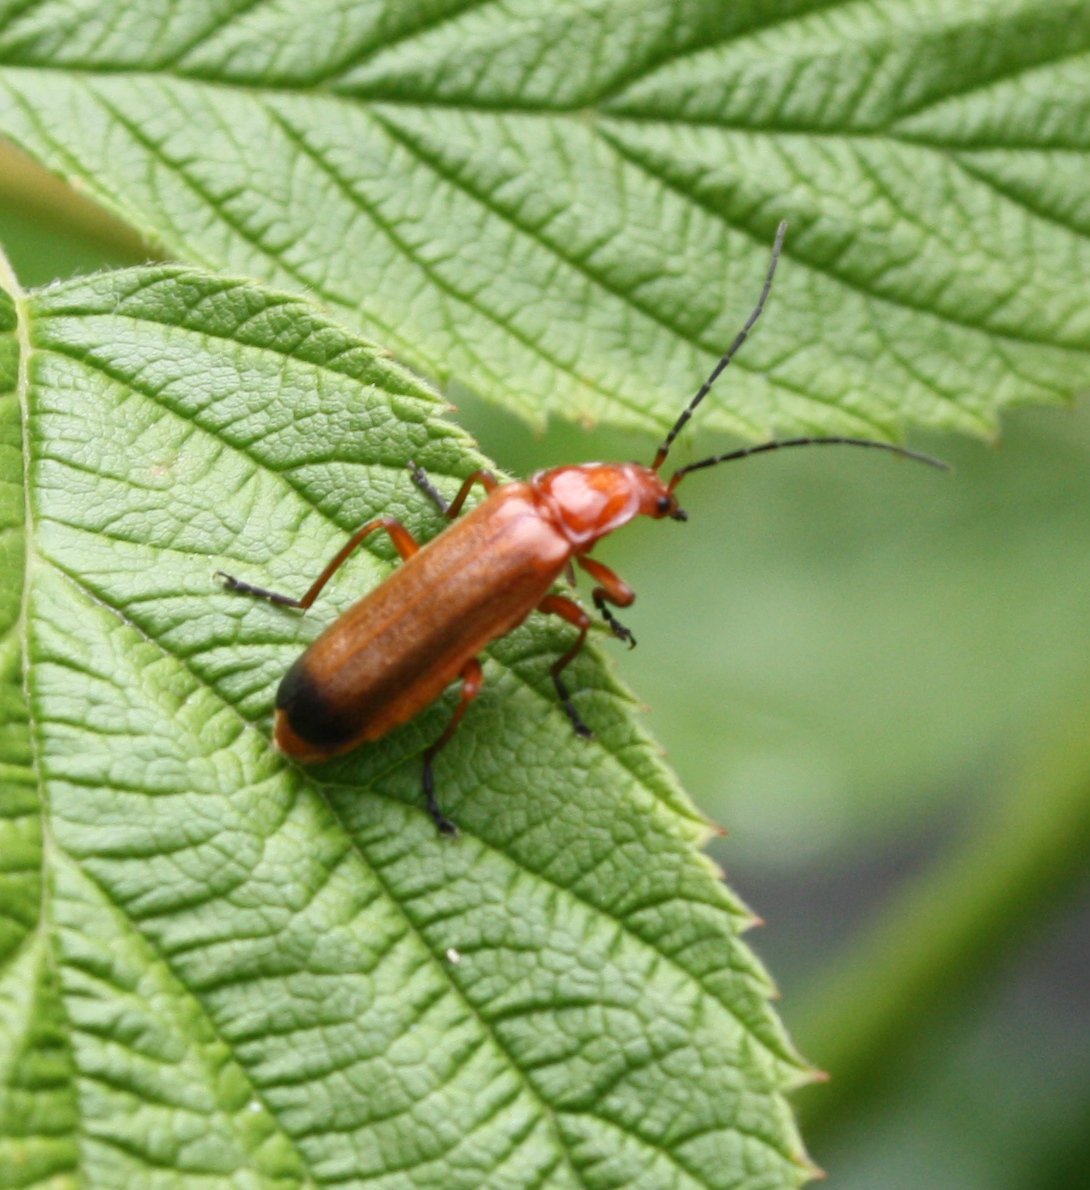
[652,220,788,473]
[667,436,949,492]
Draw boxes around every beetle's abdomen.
[274,485,571,762]
[274,656,359,760]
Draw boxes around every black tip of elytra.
[276,660,356,752]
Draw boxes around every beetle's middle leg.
[409,461,497,520]
[421,657,484,836]
[217,517,419,610]
[538,594,594,739]
[577,555,637,647]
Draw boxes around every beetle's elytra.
[218,223,945,834]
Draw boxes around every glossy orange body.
[218,224,938,832]
[275,463,678,762]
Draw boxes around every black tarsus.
[594,594,636,648]
[422,758,458,836]
[552,667,594,739]
[214,570,302,607]
[409,460,449,515]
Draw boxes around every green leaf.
[0,252,815,1186]
[1,0,1087,436]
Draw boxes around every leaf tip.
[797,1153,828,1182]
[701,812,729,840]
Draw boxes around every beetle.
[218,222,945,833]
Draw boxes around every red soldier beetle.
[218,222,946,834]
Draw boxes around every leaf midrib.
[5,47,1089,144]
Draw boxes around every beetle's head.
[646,474,687,522]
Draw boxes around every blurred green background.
[456,386,1090,1190]
[4,184,1089,1188]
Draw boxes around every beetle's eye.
[656,496,671,514]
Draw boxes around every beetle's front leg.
[538,594,593,739]
[576,555,637,648]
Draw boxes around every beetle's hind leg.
[217,517,420,610]
[577,555,637,648]
[421,657,484,836]
[538,594,594,739]
[216,571,306,608]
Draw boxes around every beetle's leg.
[538,594,594,739]
[408,461,450,514]
[421,657,484,836]
[409,461,498,520]
[216,517,420,610]
[445,469,499,518]
[576,555,637,648]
